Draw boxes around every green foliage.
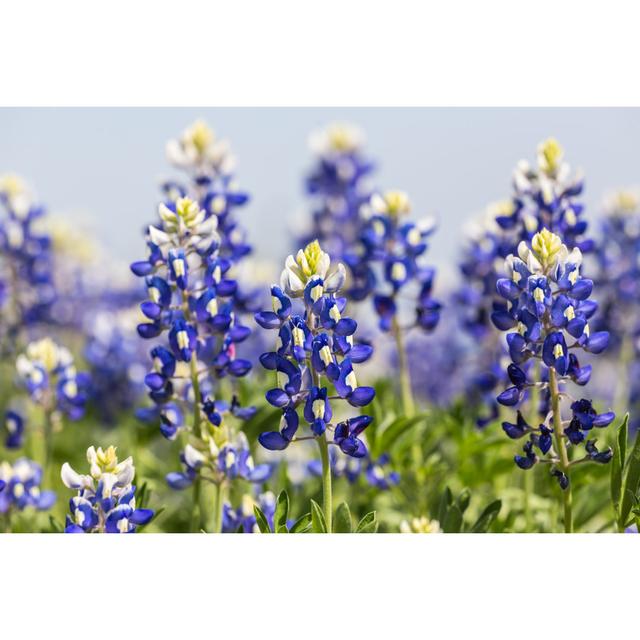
[355,511,378,533]
[310,499,327,533]
[437,487,501,533]
[613,414,640,531]
[334,502,352,533]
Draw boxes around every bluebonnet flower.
[164,120,251,264]
[61,446,153,533]
[0,175,56,348]
[508,139,592,252]
[298,123,376,260]
[256,240,375,530]
[132,122,259,531]
[589,189,640,423]
[453,140,593,427]
[16,337,89,421]
[3,410,25,449]
[166,433,270,489]
[83,309,148,425]
[222,491,276,533]
[365,454,401,490]
[0,458,56,514]
[341,190,441,417]
[493,228,614,530]
[346,190,441,330]
[307,447,400,490]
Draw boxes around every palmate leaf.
[334,502,352,533]
[310,499,327,533]
[611,413,628,527]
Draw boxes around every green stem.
[42,407,55,483]
[189,357,202,439]
[392,315,415,418]
[614,332,633,417]
[190,477,202,532]
[212,482,225,534]
[317,435,333,533]
[549,367,573,533]
[188,354,204,532]
[524,363,540,531]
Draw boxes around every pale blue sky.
[1,108,639,274]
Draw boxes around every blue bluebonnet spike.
[298,123,376,263]
[130,121,262,530]
[453,141,593,428]
[0,175,57,344]
[493,228,615,478]
[61,446,152,533]
[0,458,56,514]
[16,337,89,424]
[255,240,375,460]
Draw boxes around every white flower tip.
[61,463,82,489]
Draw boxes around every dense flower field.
[1,120,639,534]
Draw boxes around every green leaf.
[455,488,471,515]
[438,487,453,524]
[378,415,426,454]
[611,414,629,524]
[310,499,327,533]
[290,513,312,534]
[48,516,63,533]
[334,502,352,533]
[355,511,378,533]
[620,426,640,528]
[274,490,289,532]
[618,413,629,468]
[442,504,463,533]
[253,505,272,533]
[471,499,502,533]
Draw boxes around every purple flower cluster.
[255,240,375,458]
[0,175,55,348]
[493,228,614,487]
[299,123,376,260]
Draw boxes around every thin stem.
[190,356,202,439]
[524,362,540,531]
[392,314,415,418]
[42,407,55,483]
[188,353,204,532]
[317,435,333,533]
[211,482,225,534]
[190,477,202,532]
[549,367,573,533]
[614,332,633,417]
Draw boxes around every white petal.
[61,463,86,489]
[184,444,205,468]
[148,225,170,246]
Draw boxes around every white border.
[1,1,640,106]
[1,534,638,635]
[2,2,640,636]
